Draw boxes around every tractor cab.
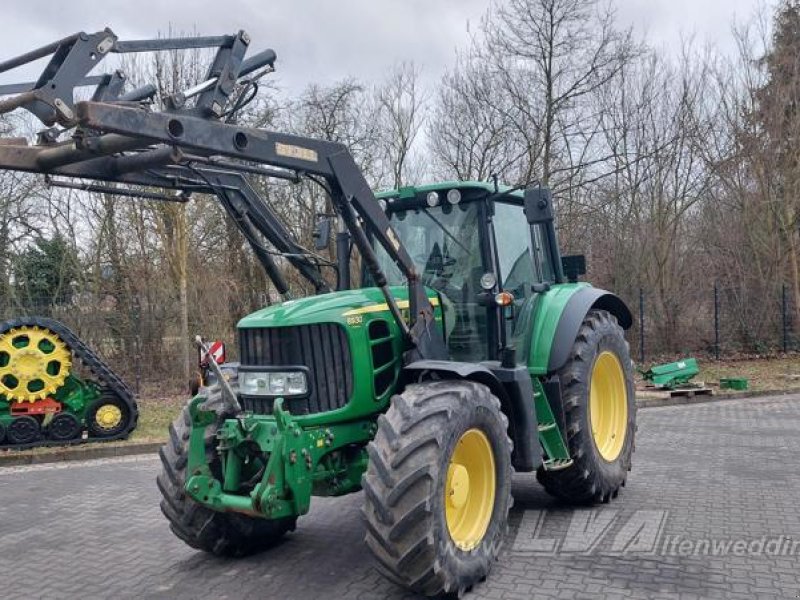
[373,182,562,363]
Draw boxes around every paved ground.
[2,394,800,600]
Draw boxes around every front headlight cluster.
[239,370,308,396]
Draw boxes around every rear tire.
[537,309,636,504]
[362,380,512,597]
[157,384,296,557]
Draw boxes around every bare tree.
[375,62,427,188]
[482,0,637,188]
[429,51,529,182]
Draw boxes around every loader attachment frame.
[0,28,446,361]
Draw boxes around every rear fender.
[547,287,632,373]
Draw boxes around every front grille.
[238,323,353,415]
[368,319,397,397]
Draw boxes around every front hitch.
[184,392,376,520]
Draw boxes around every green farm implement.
[0,29,636,596]
[0,317,138,448]
[642,358,700,389]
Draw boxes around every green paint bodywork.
[184,181,600,520]
[238,285,443,426]
[185,395,376,517]
[518,282,590,375]
[0,373,101,430]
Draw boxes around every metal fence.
[628,283,798,364]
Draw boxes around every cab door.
[490,199,558,357]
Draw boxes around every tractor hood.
[237,286,440,329]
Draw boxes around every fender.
[400,360,503,394]
[399,360,541,472]
[547,287,632,373]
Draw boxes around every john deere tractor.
[0,317,138,448]
[0,30,635,596]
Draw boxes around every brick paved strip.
[1,393,799,599]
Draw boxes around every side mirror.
[561,255,586,283]
[313,215,332,250]
[523,186,554,224]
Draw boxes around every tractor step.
[532,379,573,470]
[542,457,574,471]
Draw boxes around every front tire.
[537,309,636,504]
[157,384,296,557]
[362,380,512,597]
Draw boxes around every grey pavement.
[2,394,800,599]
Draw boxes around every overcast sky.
[0,0,773,96]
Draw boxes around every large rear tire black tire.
[157,384,296,557]
[537,309,636,504]
[362,380,512,597]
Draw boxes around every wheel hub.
[95,404,123,430]
[14,351,41,378]
[447,463,470,509]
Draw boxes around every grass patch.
[130,394,186,442]
[636,354,800,394]
[697,356,800,392]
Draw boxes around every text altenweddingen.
[661,535,800,557]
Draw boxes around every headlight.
[239,370,308,396]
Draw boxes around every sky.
[0,0,773,98]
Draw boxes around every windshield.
[374,201,488,361]
[377,202,482,289]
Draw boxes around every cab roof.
[374,180,520,200]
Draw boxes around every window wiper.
[419,209,469,253]
[483,183,528,204]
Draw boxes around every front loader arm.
[0,28,446,360]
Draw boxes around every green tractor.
[165,183,635,595]
[0,30,635,596]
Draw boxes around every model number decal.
[275,142,318,162]
[346,315,363,326]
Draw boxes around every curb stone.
[0,441,163,467]
[635,387,800,409]
[2,389,799,467]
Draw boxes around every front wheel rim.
[445,428,496,551]
[589,351,628,461]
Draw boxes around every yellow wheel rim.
[445,428,496,551]
[589,351,628,462]
[0,326,71,402]
[95,404,123,430]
